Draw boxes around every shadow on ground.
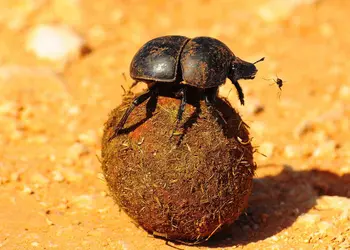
[203,166,350,247]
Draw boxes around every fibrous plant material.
[101,87,256,243]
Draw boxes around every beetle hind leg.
[170,86,187,138]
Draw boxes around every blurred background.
[0,0,349,249]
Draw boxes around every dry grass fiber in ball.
[101,86,256,244]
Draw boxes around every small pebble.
[31,242,39,247]
[67,105,81,116]
[26,24,87,62]
[10,172,21,182]
[67,142,89,161]
[23,186,34,195]
[312,140,337,158]
[52,170,65,182]
[72,195,94,210]
[78,130,98,146]
[63,168,83,182]
[284,145,300,158]
[45,217,54,226]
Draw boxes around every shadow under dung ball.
[101,89,256,243]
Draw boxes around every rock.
[78,130,98,146]
[284,144,300,158]
[66,105,81,116]
[72,195,94,210]
[23,185,34,195]
[31,242,39,247]
[52,170,65,182]
[312,140,337,158]
[62,167,83,183]
[67,142,89,161]
[26,24,88,63]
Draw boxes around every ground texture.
[0,0,349,249]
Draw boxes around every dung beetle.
[112,35,264,138]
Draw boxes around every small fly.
[264,75,285,98]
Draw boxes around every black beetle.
[112,36,264,138]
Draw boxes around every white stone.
[52,170,65,182]
[312,140,337,158]
[26,24,86,62]
[72,195,94,209]
[67,142,89,161]
[284,145,300,158]
[78,130,98,146]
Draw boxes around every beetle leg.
[232,80,245,105]
[170,87,187,138]
[146,87,158,117]
[204,87,226,124]
[130,80,139,89]
[109,89,155,141]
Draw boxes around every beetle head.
[229,57,264,82]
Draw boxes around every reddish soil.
[0,0,349,249]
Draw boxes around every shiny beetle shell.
[130,36,234,88]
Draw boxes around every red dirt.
[0,0,349,249]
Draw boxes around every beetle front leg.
[170,86,187,138]
[232,80,245,105]
[109,88,155,141]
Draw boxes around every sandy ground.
[0,0,349,249]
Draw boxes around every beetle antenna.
[122,72,127,82]
[253,57,265,64]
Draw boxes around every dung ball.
[101,88,256,243]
